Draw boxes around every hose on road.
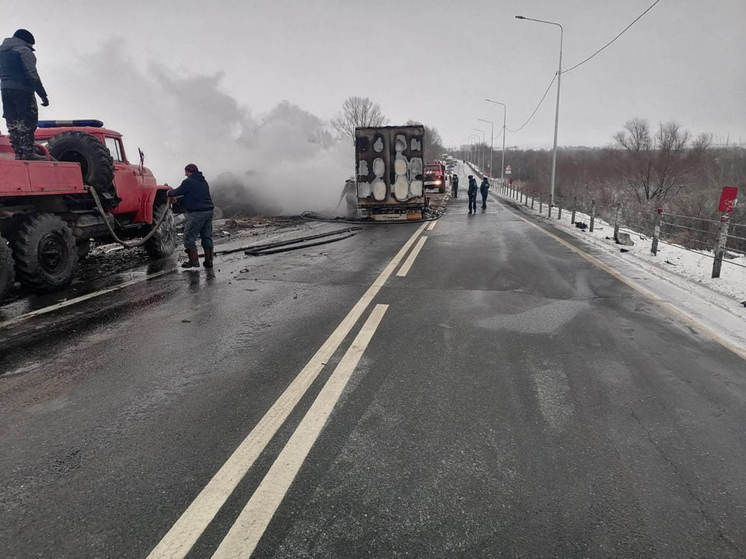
[199,227,363,259]
[243,227,362,256]
[300,208,444,225]
[246,232,358,256]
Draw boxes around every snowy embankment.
[499,191,746,305]
[465,160,746,354]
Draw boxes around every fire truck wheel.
[0,234,15,299]
[46,131,117,203]
[12,213,78,292]
[144,202,176,259]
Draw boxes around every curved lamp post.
[516,15,563,209]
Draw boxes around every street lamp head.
[515,15,525,19]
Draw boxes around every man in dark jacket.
[467,175,478,214]
[168,163,215,269]
[0,29,48,160]
[480,177,490,209]
[451,174,459,198]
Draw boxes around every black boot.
[7,121,24,159]
[203,248,214,269]
[182,248,200,268]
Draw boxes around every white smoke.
[49,39,352,215]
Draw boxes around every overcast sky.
[6,0,746,155]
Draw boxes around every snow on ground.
[498,189,746,305]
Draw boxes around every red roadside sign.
[718,186,738,213]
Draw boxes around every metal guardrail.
[492,178,745,279]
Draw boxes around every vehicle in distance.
[423,162,447,193]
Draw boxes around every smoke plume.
[52,40,352,216]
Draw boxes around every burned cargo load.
[354,125,426,220]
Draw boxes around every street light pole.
[472,128,485,172]
[516,15,563,209]
[467,134,479,167]
[485,99,507,186]
[477,118,494,177]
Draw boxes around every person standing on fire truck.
[0,29,49,160]
[168,163,215,269]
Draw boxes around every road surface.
[2,179,745,558]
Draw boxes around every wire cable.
[508,72,557,133]
[563,0,661,75]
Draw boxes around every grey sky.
[7,0,746,152]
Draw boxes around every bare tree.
[332,96,387,140]
[614,118,711,203]
[406,120,445,162]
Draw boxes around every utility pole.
[485,99,507,186]
[516,15,563,208]
[477,118,494,177]
[472,128,485,173]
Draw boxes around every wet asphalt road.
[1,188,746,558]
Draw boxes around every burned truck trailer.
[355,125,426,220]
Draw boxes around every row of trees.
[461,118,745,243]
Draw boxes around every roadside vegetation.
[457,118,746,251]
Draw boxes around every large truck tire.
[0,234,14,299]
[144,202,176,259]
[46,131,119,208]
[12,213,78,292]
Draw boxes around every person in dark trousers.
[0,29,48,160]
[451,174,459,198]
[168,163,215,269]
[480,177,490,209]
[467,175,478,214]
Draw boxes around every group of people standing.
[465,175,490,214]
[450,173,491,214]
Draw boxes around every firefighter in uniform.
[480,177,490,209]
[0,29,48,160]
[467,175,478,214]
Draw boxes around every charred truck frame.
[355,125,426,221]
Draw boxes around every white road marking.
[211,304,389,559]
[396,236,428,277]
[0,269,175,330]
[147,223,427,559]
[510,209,746,362]
[426,220,437,231]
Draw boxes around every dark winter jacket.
[168,171,214,212]
[452,175,459,186]
[0,37,47,98]
[467,177,478,195]
[480,178,490,195]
